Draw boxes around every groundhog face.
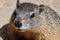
[11,0,41,32]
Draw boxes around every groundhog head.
[10,0,43,32]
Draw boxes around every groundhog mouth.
[16,27,30,32]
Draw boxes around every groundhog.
[0,0,45,40]
[1,0,60,40]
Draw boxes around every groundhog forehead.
[16,3,38,11]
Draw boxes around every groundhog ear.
[16,0,19,8]
[16,0,21,8]
[39,4,44,15]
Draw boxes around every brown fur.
[6,0,45,40]
[6,20,40,40]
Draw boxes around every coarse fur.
[6,0,45,40]
[1,0,60,40]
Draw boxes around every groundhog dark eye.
[30,13,35,18]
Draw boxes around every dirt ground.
[0,0,60,40]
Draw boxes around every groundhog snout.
[14,20,22,28]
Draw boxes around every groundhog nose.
[15,21,22,28]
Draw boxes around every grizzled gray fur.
[0,0,60,40]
